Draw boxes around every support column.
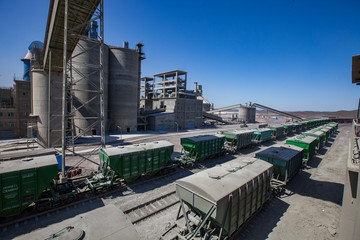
[61,0,69,177]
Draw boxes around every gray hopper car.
[163,157,273,239]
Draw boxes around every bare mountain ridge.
[257,110,357,119]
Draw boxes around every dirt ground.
[2,124,350,240]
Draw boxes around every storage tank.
[108,46,139,133]
[238,105,256,123]
[31,69,62,147]
[71,38,109,135]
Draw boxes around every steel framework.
[61,0,105,177]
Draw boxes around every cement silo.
[31,69,62,147]
[108,46,139,133]
[71,38,109,135]
[238,105,256,123]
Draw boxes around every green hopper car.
[303,130,324,150]
[268,125,285,139]
[255,145,303,183]
[299,121,308,131]
[222,129,254,151]
[252,128,273,143]
[283,124,293,135]
[293,123,301,133]
[286,135,317,165]
[177,134,225,164]
[328,122,338,131]
[0,155,59,217]
[317,127,331,143]
[325,125,336,135]
[98,141,174,182]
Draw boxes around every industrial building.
[0,80,32,140]
[27,17,145,147]
[140,70,203,131]
[208,102,256,123]
[25,26,208,146]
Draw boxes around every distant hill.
[257,110,358,119]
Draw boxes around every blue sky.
[0,0,359,111]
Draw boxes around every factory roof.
[154,70,187,77]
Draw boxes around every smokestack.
[194,82,198,97]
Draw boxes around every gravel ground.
[1,124,349,240]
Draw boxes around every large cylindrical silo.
[71,39,109,135]
[108,46,139,133]
[249,106,256,122]
[31,69,62,147]
[238,106,249,123]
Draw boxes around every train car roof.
[14,204,140,240]
[305,131,324,137]
[182,134,225,142]
[176,157,272,203]
[256,146,303,161]
[222,129,254,135]
[102,140,174,156]
[253,128,272,133]
[286,135,317,144]
[0,154,58,174]
[0,148,57,161]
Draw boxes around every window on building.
[24,112,29,117]
[9,122,15,127]
[24,122,27,127]
[0,122,3,127]
[0,112,2,117]
[8,112,14,117]
[24,102,29,108]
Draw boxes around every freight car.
[302,130,324,150]
[316,127,331,143]
[328,122,339,131]
[286,135,317,165]
[252,128,273,143]
[221,129,254,152]
[283,124,294,136]
[161,156,273,240]
[255,145,303,183]
[176,134,226,165]
[87,140,174,191]
[0,155,77,217]
[267,125,285,139]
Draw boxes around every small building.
[139,70,203,131]
[0,80,32,139]
[147,112,175,131]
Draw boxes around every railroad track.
[123,190,179,224]
[0,169,179,231]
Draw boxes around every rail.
[123,191,179,224]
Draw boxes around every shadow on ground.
[234,197,290,240]
[283,171,343,205]
[1,198,105,239]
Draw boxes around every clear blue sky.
[0,0,359,111]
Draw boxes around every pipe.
[61,0,69,177]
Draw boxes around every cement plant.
[0,1,359,240]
